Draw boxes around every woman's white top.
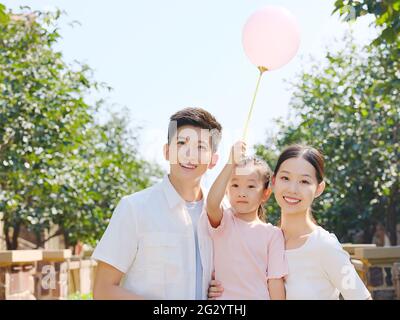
[285,226,371,300]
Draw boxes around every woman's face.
[272,157,325,215]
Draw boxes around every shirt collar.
[161,175,208,210]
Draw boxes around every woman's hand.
[208,272,224,299]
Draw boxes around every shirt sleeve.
[92,196,139,273]
[207,208,231,237]
[267,228,289,280]
[320,234,371,300]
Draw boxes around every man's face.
[165,125,217,181]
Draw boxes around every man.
[92,107,222,299]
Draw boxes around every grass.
[68,292,93,300]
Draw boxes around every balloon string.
[242,66,267,142]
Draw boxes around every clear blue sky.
[3,0,374,187]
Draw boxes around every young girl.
[209,144,371,300]
[206,141,287,300]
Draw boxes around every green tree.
[57,109,163,248]
[333,0,400,45]
[0,7,162,249]
[0,3,9,24]
[256,34,399,244]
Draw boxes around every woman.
[208,145,371,300]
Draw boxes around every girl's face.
[227,164,270,215]
[272,157,325,215]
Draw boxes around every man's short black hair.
[168,107,222,152]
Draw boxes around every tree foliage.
[0,7,163,249]
[333,0,400,45]
[256,34,399,244]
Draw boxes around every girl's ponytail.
[237,156,272,223]
[258,205,266,222]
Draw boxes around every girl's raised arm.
[206,141,246,227]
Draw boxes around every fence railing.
[1,245,400,300]
[342,244,400,300]
[0,249,96,300]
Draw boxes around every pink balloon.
[242,6,301,71]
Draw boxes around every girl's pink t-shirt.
[209,208,288,300]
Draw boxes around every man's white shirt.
[92,175,216,299]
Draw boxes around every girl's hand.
[229,140,247,166]
[208,272,224,299]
